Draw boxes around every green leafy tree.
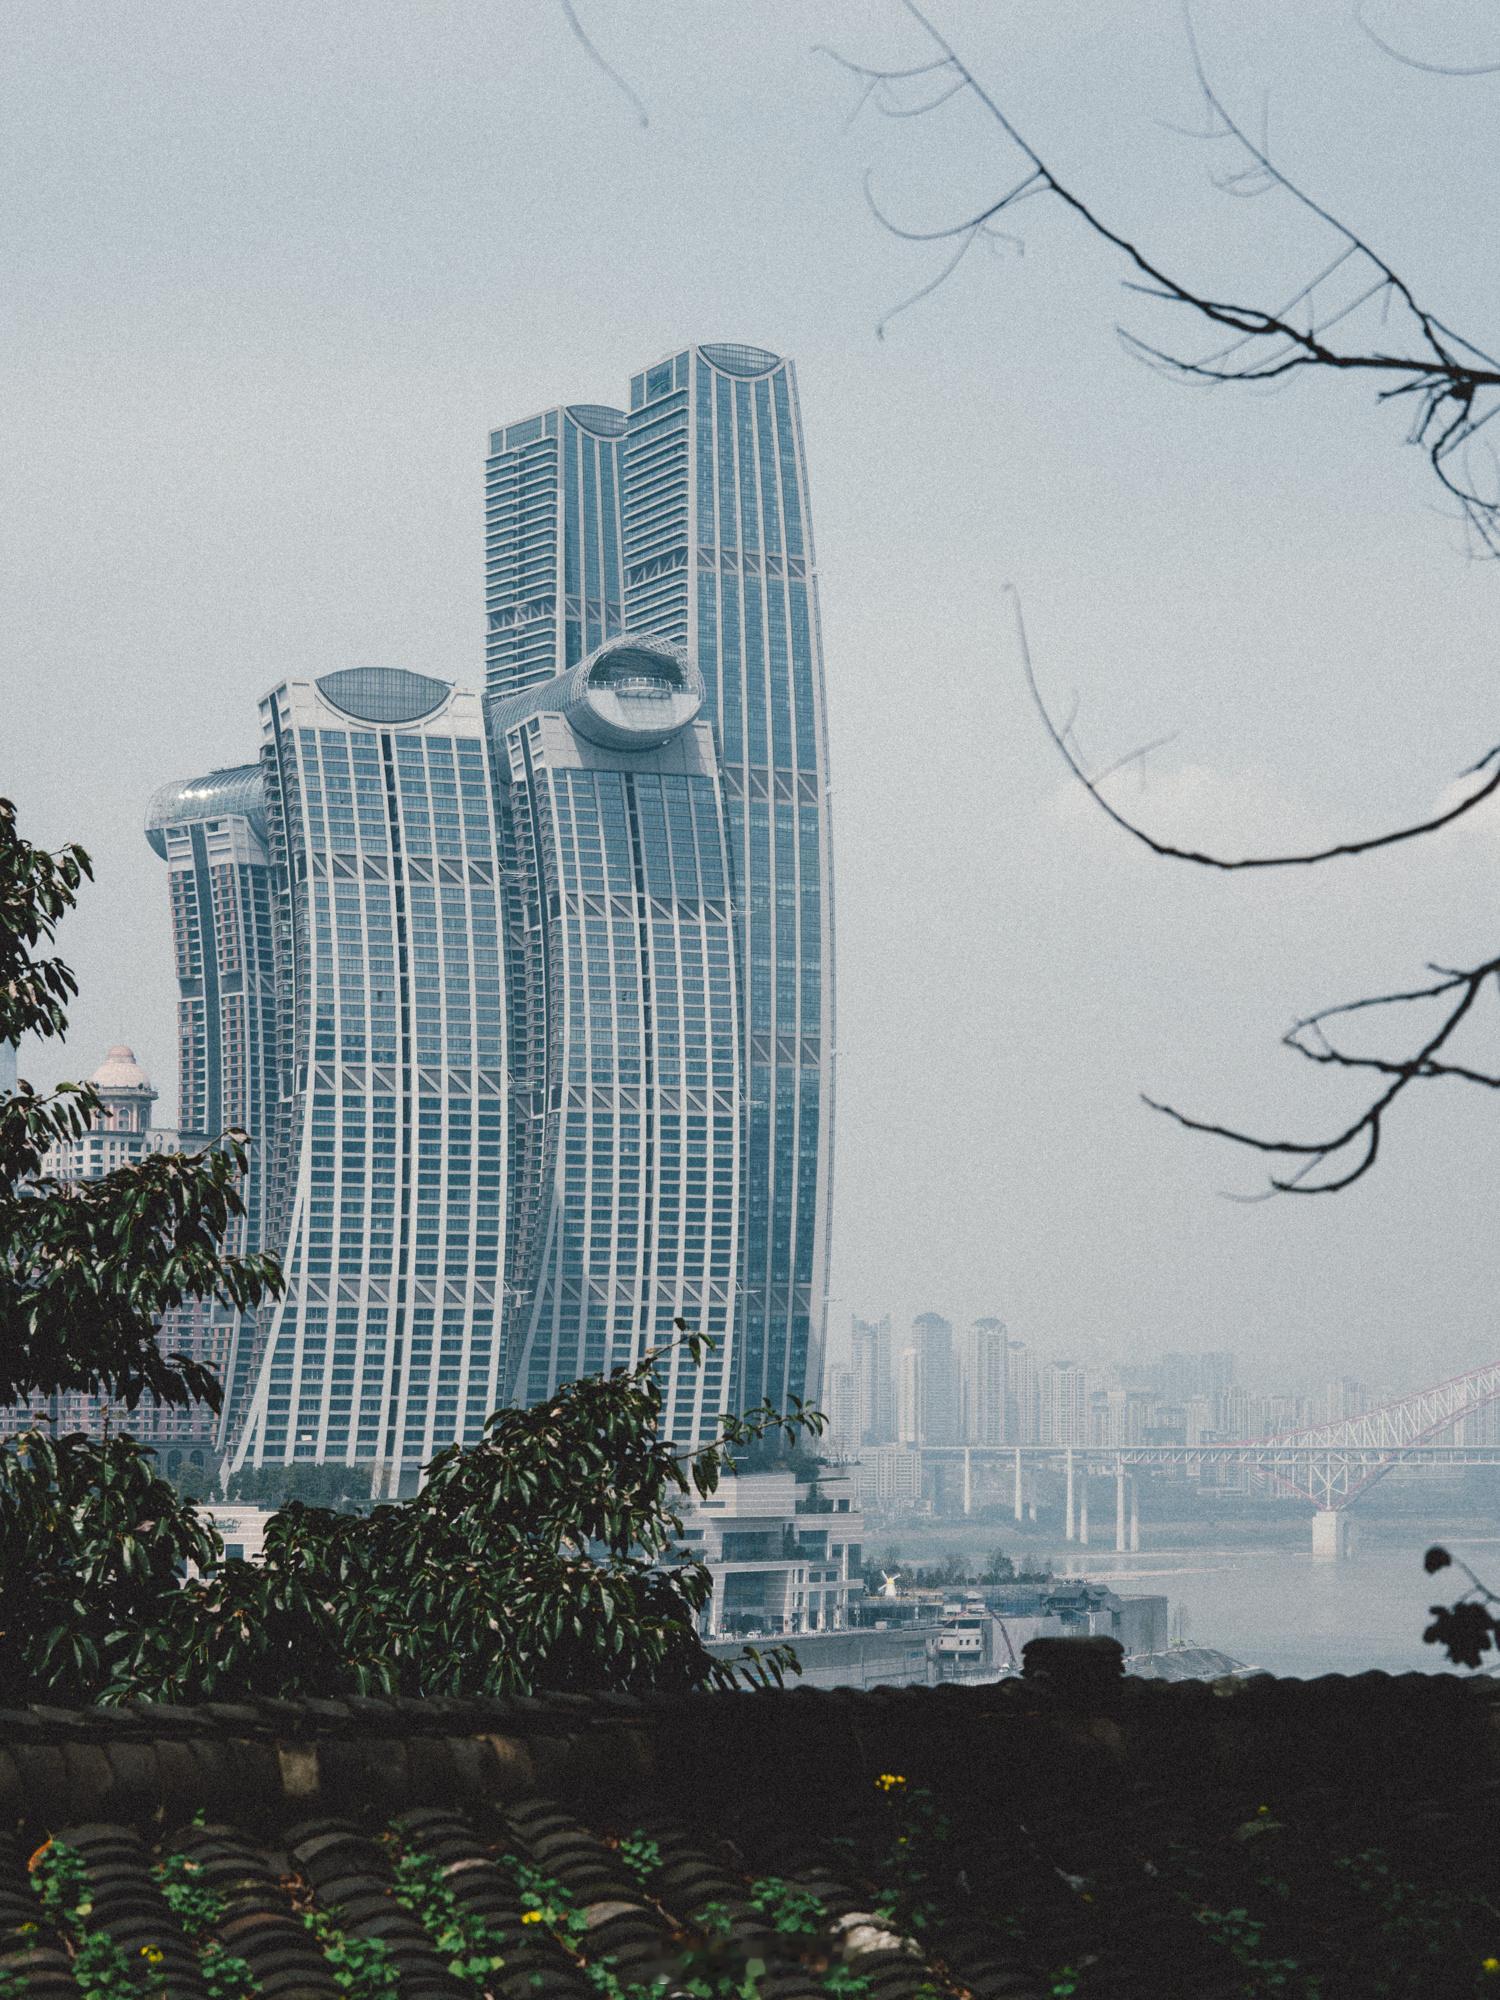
[117,1331,819,1701]
[0,797,281,1417]
[225,1461,372,1513]
[0,1426,219,1702]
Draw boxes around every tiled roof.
[2,1648,1499,1997]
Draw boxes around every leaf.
[1422,1599,1497,1669]
[1424,1546,1453,1575]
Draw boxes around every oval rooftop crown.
[315,668,453,726]
[565,638,703,751]
[700,343,781,376]
[144,764,267,856]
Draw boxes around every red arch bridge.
[916,1361,1500,1556]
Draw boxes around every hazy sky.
[6,0,1499,1393]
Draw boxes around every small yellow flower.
[141,1945,165,1965]
[521,1910,543,1926]
[1483,1958,1500,1976]
[875,1772,907,1792]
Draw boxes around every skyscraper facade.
[851,1314,896,1444]
[962,1317,1008,1445]
[485,404,628,696]
[146,764,279,1437]
[485,344,835,1418]
[227,668,507,1493]
[490,637,740,1442]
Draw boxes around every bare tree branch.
[823,3,1500,551]
[1146,956,1500,1193]
[1009,585,1500,869]
[1356,2,1500,78]
[560,0,650,127]
[829,18,1500,1195]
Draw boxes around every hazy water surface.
[1070,1531,1500,1676]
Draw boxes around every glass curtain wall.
[231,668,506,1495]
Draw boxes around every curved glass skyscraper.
[230,668,506,1493]
[485,345,836,1418]
[145,765,279,1443]
[491,636,740,1441]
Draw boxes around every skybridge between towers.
[917,1361,1500,1557]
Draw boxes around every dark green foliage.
[0,797,281,1415]
[0,1427,219,1704]
[0,1333,817,1703]
[0,795,90,1048]
[225,1461,372,1512]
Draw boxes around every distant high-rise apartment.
[823,1363,860,1450]
[489,637,740,1443]
[1040,1359,1090,1447]
[485,344,835,1417]
[1006,1336,1039,1444]
[850,1313,895,1443]
[900,1313,960,1447]
[146,765,279,1438]
[223,669,507,1494]
[962,1317,1008,1445]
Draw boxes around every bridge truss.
[915,1362,1500,1545]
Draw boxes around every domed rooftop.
[91,1045,154,1093]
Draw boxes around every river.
[1068,1527,1500,1675]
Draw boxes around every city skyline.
[9,4,1500,1391]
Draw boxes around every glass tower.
[491,636,740,1441]
[485,404,627,698]
[484,344,835,1416]
[145,766,279,1444]
[230,668,506,1493]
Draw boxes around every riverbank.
[864,1514,1500,1675]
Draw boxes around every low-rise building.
[199,1505,275,1566]
[675,1469,863,1640]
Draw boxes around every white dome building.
[90,1044,158,1133]
[42,1045,177,1179]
